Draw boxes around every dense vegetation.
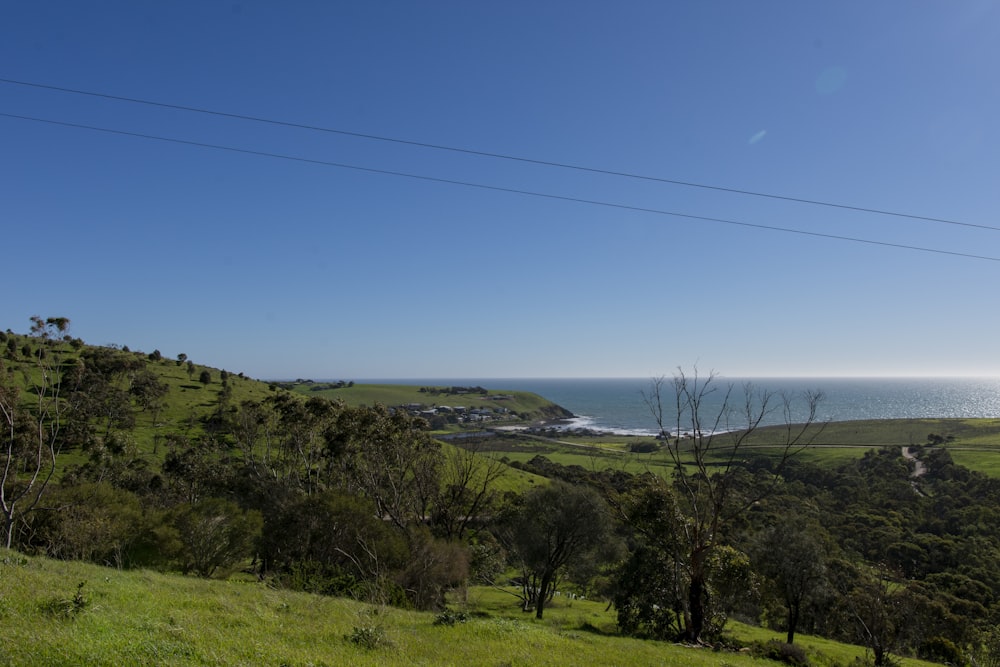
[3,317,1000,666]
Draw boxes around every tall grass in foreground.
[0,551,938,666]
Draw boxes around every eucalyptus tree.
[753,518,829,644]
[330,404,442,534]
[501,481,614,619]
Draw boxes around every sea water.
[360,377,1000,436]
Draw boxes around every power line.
[3,110,997,263]
[2,76,998,234]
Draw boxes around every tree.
[331,404,442,533]
[198,369,211,386]
[259,489,408,602]
[169,497,262,577]
[129,368,169,422]
[176,353,187,366]
[501,481,614,619]
[65,347,143,440]
[432,439,508,541]
[0,316,72,548]
[615,369,823,643]
[267,394,340,494]
[753,518,828,644]
[35,482,145,569]
[227,399,275,478]
[836,562,908,667]
[612,476,756,640]
[396,529,470,610]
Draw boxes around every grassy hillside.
[284,380,573,424]
[0,551,939,667]
[0,332,567,460]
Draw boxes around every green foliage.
[750,640,809,666]
[499,480,615,619]
[39,581,88,619]
[751,517,829,644]
[433,608,469,626]
[263,490,409,599]
[396,530,470,611]
[917,635,962,665]
[346,622,392,650]
[32,482,147,568]
[614,544,685,640]
[280,560,362,598]
[169,497,263,577]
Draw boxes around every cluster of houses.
[400,401,514,424]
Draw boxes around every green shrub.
[751,639,809,666]
[433,609,469,626]
[40,581,88,619]
[919,635,963,665]
[346,624,390,649]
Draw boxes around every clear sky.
[2,2,999,379]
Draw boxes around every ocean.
[361,377,1000,436]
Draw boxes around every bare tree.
[433,440,508,541]
[622,368,825,643]
[0,317,72,548]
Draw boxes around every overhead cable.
[1,76,996,234]
[2,111,997,263]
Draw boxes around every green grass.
[0,550,940,667]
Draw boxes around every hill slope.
[0,551,938,667]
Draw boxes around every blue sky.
[3,1,999,379]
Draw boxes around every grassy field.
[473,418,1000,477]
[0,550,939,667]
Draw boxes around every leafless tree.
[1,317,72,548]
[433,440,508,541]
[632,367,825,642]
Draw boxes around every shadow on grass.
[577,620,615,636]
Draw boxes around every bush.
[433,609,469,626]
[751,640,809,666]
[171,498,263,577]
[347,625,389,650]
[280,561,360,597]
[346,624,390,649]
[919,636,963,665]
[39,581,88,619]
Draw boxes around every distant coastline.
[334,377,1000,436]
